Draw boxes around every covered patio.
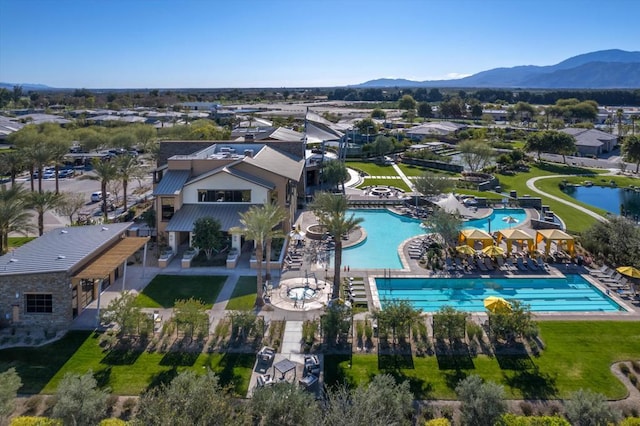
[535,229,575,257]
[497,228,535,254]
[458,228,494,249]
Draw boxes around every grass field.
[325,321,640,400]
[396,163,459,178]
[132,275,227,309]
[225,276,257,311]
[346,161,397,177]
[357,178,411,192]
[0,331,254,396]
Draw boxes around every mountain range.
[355,49,640,89]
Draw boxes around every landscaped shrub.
[9,417,62,426]
[619,418,640,426]
[23,395,43,415]
[519,401,534,416]
[105,394,119,415]
[619,363,631,375]
[466,322,483,343]
[496,414,570,425]
[424,419,451,426]
[628,373,638,386]
[631,360,640,374]
[121,398,137,418]
[98,420,128,426]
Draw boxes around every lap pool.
[375,274,623,312]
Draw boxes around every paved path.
[392,163,416,192]
[525,174,609,223]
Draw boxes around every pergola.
[535,229,575,257]
[458,228,494,248]
[496,228,535,254]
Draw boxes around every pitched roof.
[165,204,256,232]
[154,170,191,195]
[560,128,617,147]
[0,223,132,276]
[244,145,304,181]
[185,165,275,190]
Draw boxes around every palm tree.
[90,159,119,222]
[47,129,71,194]
[116,155,142,211]
[232,203,286,306]
[310,192,363,300]
[0,150,25,187]
[0,184,33,253]
[26,190,62,236]
[262,202,287,281]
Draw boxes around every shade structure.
[289,224,306,241]
[482,245,505,257]
[456,245,477,255]
[484,296,512,313]
[616,266,640,279]
[501,215,520,228]
[497,228,535,254]
[459,228,494,248]
[535,229,575,257]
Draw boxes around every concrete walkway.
[281,320,304,362]
[392,163,416,192]
[525,174,609,223]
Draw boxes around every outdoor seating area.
[406,234,440,259]
[343,277,368,307]
[298,354,321,390]
[588,265,639,299]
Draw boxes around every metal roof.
[165,204,257,232]
[245,146,304,182]
[0,223,132,276]
[154,170,191,195]
[74,237,149,279]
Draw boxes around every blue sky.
[0,0,638,88]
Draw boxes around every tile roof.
[0,223,132,276]
[165,204,256,232]
[154,170,191,195]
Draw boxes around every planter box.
[158,251,174,268]
[181,249,198,268]
[226,252,239,269]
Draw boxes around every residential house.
[559,128,618,157]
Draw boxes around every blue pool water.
[375,275,623,312]
[562,185,640,216]
[339,208,527,269]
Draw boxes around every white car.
[91,191,111,203]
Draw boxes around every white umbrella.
[290,231,306,241]
[502,216,519,228]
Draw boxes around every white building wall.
[182,173,269,204]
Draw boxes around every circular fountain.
[370,186,393,197]
[288,286,317,300]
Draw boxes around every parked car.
[32,167,54,179]
[58,169,75,178]
[91,191,111,202]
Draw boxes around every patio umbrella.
[616,266,640,279]
[482,245,505,257]
[502,215,519,228]
[289,225,306,241]
[484,296,512,313]
[456,245,476,256]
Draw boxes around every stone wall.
[0,271,72,330]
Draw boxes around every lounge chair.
[588,265,610,276]
[496,256,507,271]
[476,258,488,272]
[505,257,516,271]
[445,257,456,272]
[536,257,550,271]
[455,257,465,271]
[526,257,539,271]
[483,257,495,271]
[257,374,275,387]
[258,346,276,363]
[516,257,528,272]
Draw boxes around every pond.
[561,185,640,219]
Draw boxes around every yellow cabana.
[458,228,494,248]
[535,229,575,257]
[497,228,535,254]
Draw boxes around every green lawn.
[396,163,459,178]
[346,161,398,177]
[133,275,228,309]
[8,236,36,248]
[357,178,411,192]
[225,276,257,311]
[0,331,254,396]
[325,321,640,400]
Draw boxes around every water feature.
[562,185,640,218]
[288,286,317,300]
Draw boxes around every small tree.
[488,300,537,344]
[0,368,22,420]
[423,209,462,248]
[55,192,87,225]
[457,140,494,172]
[371,299,421,347]
[173,298,209,340]
[99,291,146,337]
[323,374,413,426]
[456,375,507,426]
[321,303,352,348]
[413,172,453,199]
[322,160,349,192]
[622,135,640,173]
[26,190,63,236]
[52,371,110,426]
[564,388,620,426]
[136,370,239,425]
[192,216,224,260]
[249,382,319,426]
[432,306,467,345]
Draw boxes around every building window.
[25,293,53,313]
[161,197,174,221]
[197,189,250,202]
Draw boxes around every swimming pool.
[562,185,640,216]
[375,274,623,312]
[339,208,527,269]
